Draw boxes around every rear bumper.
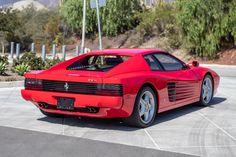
[21,89,129,118]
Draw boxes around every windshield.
[67,55,131,72]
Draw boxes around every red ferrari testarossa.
[21,49,220,127]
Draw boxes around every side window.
[154,53,184,71]
[144,55,161,71]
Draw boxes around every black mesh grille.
[42,80,123,96]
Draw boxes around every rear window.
[67,55,131,72]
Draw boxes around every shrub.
[136,2,182,49]
[44,58,61,69]
[175,0,236,58]
[53,33,64,46]
[0,61,7,75]
[13,52,45,70]
[0,55,9,65]
[15,63,30,76]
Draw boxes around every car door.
[152,52,201,109]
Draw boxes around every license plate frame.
[57,97,75,111]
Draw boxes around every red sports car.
[21,49,220,127]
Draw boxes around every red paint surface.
[21,49,220,118]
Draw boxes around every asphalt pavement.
[0,126,197,157]
[0,64,235,157]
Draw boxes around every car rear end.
[21,54,131,118]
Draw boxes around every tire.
[198,74,214,106]
[40,109,64,118]
[123,86,157,128]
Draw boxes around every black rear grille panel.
[42,80,123,96]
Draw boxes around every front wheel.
[123,86,157,128]
[198,75,214,106]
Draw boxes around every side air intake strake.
[167,82,195,102]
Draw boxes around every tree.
[60,0,142,36]
[0,6,62,52]
[175,0,236,58]
[0,8,21,54]
[44,15,61,43]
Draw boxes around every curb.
[0,81,24,88]
[201,64,236,68]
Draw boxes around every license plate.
[57,98,74,111]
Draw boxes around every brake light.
[25,78,43,90]
[96,84,123,96]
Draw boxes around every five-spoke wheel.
[199,75,213,106]
[139,91,155,124]
[123,86,157,128]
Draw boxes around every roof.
[89,48,163,56]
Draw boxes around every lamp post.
[81,0,87,54]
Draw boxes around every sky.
[0,0,20,6]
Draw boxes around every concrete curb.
[201,64,236,68]
[0,81,24,88]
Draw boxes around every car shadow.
[154,97,226,125]
[37,97,226,131]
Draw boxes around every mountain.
[12,0,47,10]
[0,0,60,10]
[36,0,61,9]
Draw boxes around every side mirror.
[188,60,199,67]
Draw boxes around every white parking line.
[0,87,23,91]
[197,112,236,142]
[144,129,161,150]
[161,145,236,149]
[62,118,65,135]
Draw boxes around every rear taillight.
[25,78,43,90]
[96,84,123,96]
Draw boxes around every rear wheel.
[198,75,213,106]
[40,109,63,118]
[123,86,157,128]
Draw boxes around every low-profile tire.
[198,74,214,106]
[123,86,157,128]
[40,109,64,118]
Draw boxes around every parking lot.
[0,65,236,157]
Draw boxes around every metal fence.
[7,42,85,62]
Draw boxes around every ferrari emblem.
[64,82,69,91]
